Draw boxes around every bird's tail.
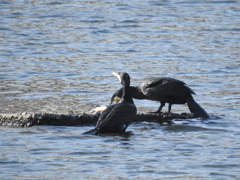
[82,128,99,135]
[186,94,210,119]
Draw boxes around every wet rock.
[0,111,197,127]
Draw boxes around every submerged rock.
[0,111,197,127]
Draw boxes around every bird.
[110,76,209,119]
[83,72,137,135]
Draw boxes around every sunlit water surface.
[0,0,240,179]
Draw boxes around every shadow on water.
[82,131,133,141]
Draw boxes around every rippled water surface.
[0,0,240,179]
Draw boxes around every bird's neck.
[130,86,147,100]
[122,83,134,104]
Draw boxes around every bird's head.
[112,72,131,86]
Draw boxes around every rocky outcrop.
[0,112,196,127]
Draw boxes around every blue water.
[0,0,240,179]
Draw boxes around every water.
[1,120,240,179]
[0,0,240,179]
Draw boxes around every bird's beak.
[110,96,121,105]
[114,97,121,104]
[112,72,121,82]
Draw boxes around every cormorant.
[110,76,209,119]
[83,72,137,135]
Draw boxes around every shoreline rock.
[0,112,197,127]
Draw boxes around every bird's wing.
[140,77,194,97]
[96,104,118,127]
[95,103,136,130]
[143,77,185,88]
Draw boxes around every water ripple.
[0,0,240,179]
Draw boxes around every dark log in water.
[0,112,197,127]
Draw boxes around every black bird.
[83,72,137,135]
[110,77,209,119]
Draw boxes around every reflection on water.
[0,0,240,179]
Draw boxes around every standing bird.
[83,72,137,135]
[110,77,209,119]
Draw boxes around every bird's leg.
[168,104,172,114]
[149,102,164,113]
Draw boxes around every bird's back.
[95,102,137,134]
[139,77,195,100]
